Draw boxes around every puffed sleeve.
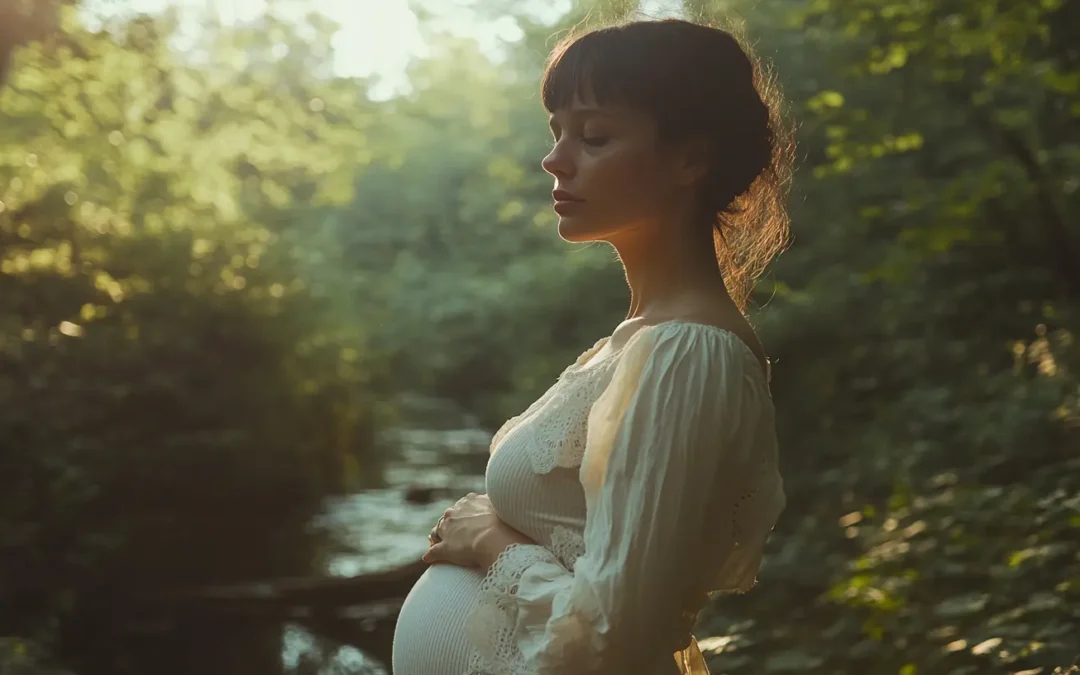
[463,322,785,675]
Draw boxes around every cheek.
[592,148,668,216]
[557,143,673,241]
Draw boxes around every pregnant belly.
[392,563,485,675]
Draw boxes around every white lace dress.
[391,321,785,675]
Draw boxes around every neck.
[609,219,734,324]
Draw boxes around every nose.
[541,142,573,179]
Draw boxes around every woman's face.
[541,94,700,244]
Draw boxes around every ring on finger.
[429,516,445,545]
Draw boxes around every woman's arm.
[462,322,785,675]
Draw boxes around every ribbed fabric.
[392,354,617,675]
[392,562,484,674]
[392,321,783,675]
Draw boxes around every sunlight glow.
[79,0,559,97]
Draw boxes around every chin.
[557,215,611,243]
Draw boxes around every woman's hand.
[423,492,533,569]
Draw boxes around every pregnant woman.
[392,15,793,675]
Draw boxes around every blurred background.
[0,0,1077,673]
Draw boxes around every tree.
[0,6,391,673]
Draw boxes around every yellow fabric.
[674,636,710,674]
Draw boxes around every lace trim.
[524,358,619,474]
[463,540,613,675]
[463,543,561,675]
[488,384,559,455]
[492,336,617,457]
[487,337,622,474]
[550,525,586,572]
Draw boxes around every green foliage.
[2,0,1078,673]
[350,0,1080,672]
[688,0,1080,671]
[0,6,391,673]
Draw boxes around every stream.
[282,427,492,673]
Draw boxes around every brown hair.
[541,17,795,311]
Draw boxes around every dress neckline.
[567,320,772,382]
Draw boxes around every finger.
[422,544,443,563]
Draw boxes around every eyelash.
[549,133,610,148]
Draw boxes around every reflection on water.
[284,428,490,673]
[283,631,372,675]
